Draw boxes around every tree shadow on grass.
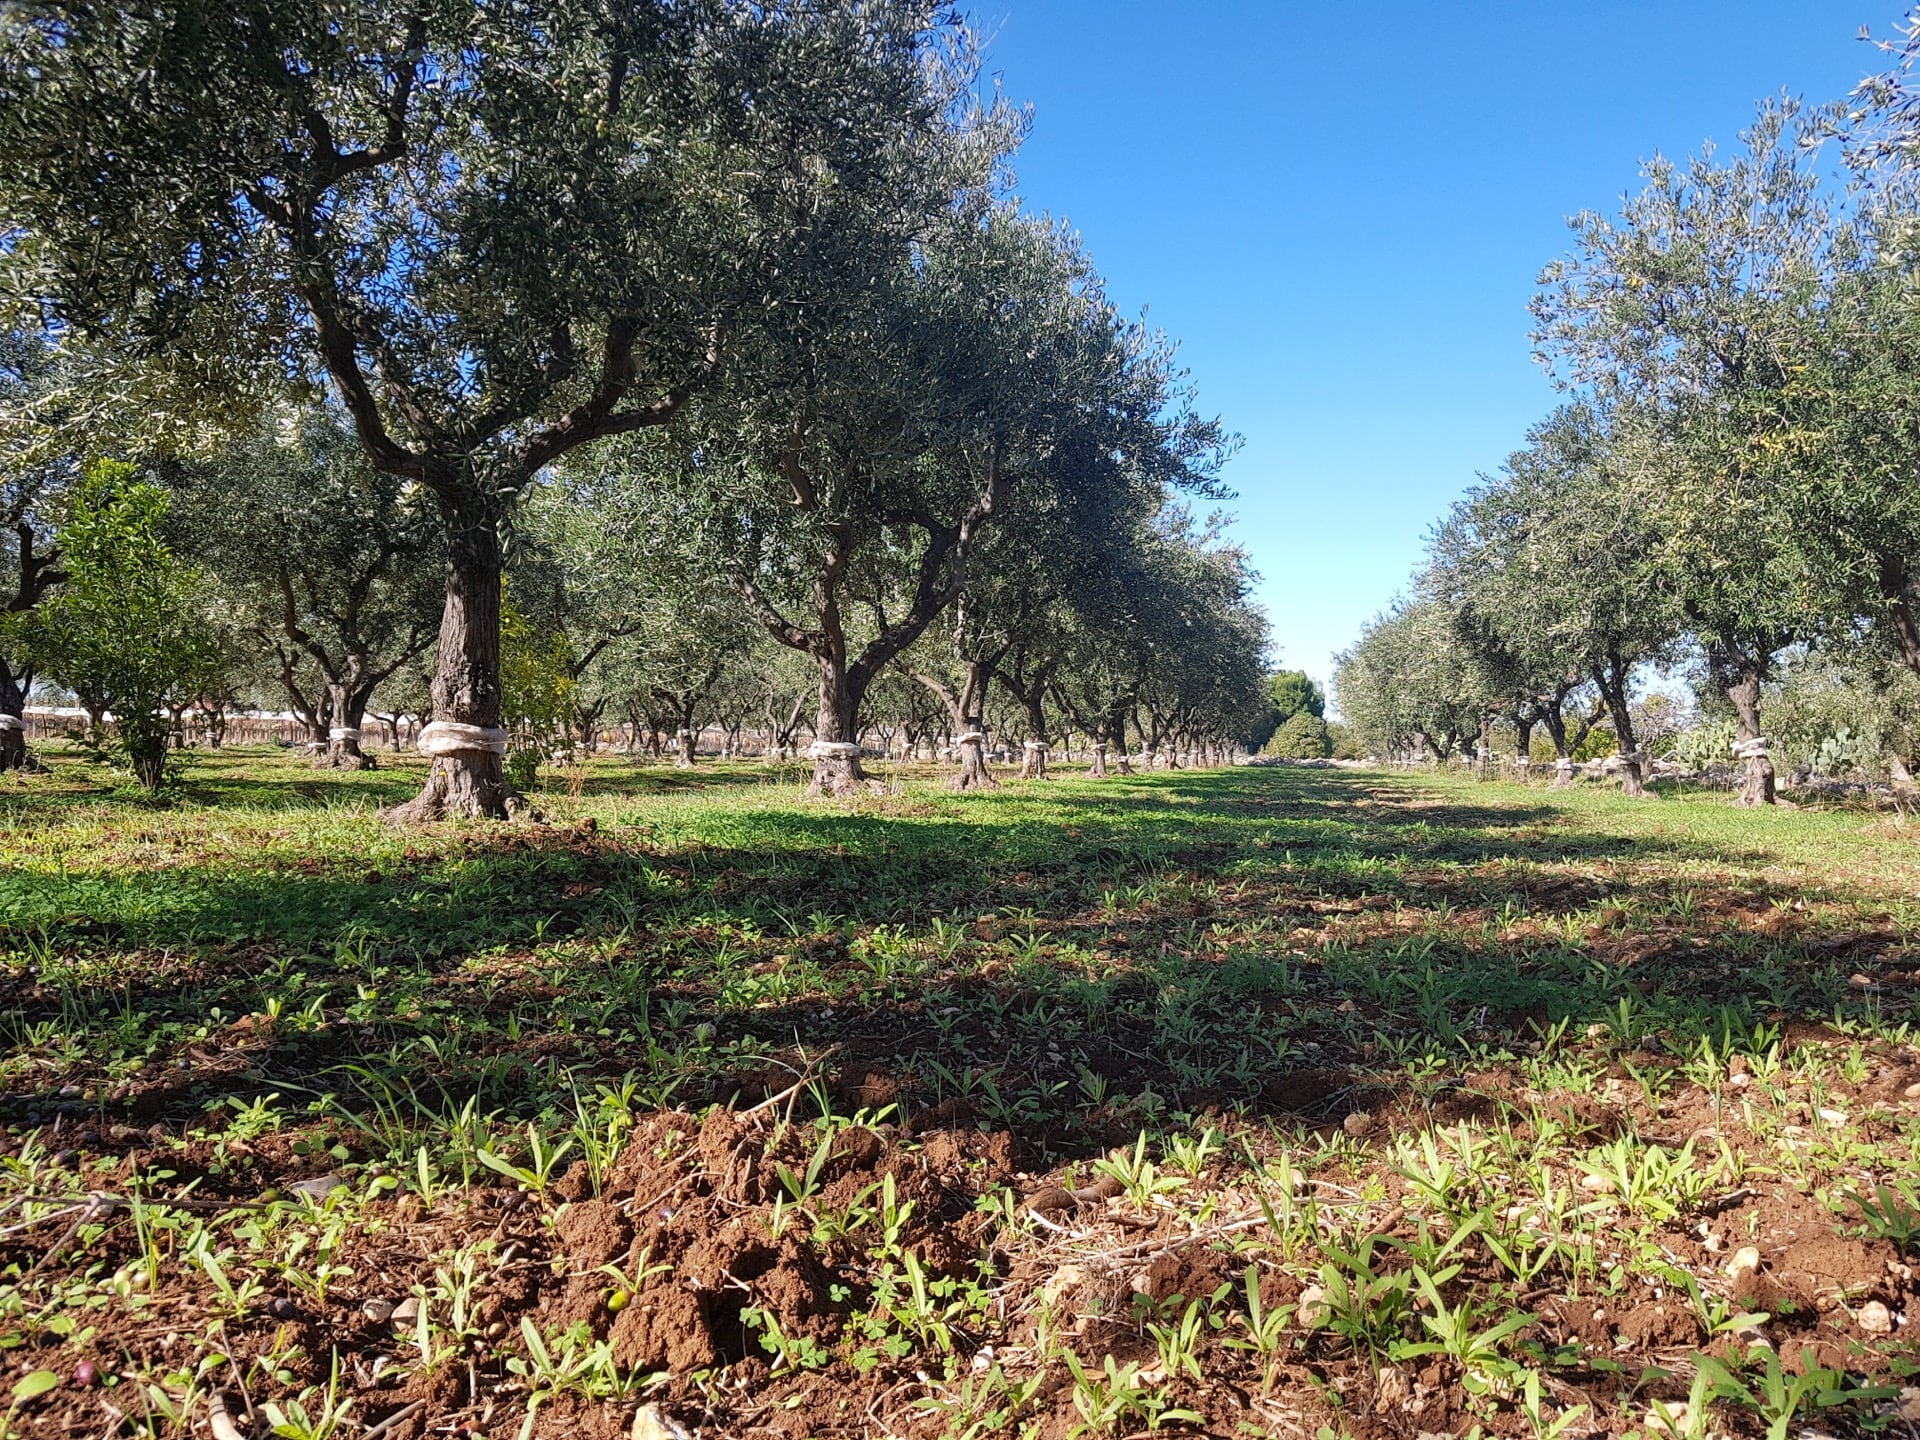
[2,763,1911,1159]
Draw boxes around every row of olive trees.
[0,389,1270,792]
[1338,72,1920,807]
[0,2,1269,803]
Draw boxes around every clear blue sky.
[978,2,1897,694]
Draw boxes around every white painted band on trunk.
[1732,736,1770,760]
[0,715,23,732]
[1022,740,1048,751]
[417,721,509,757]
[328,728,361,741]
[955,731,986,745]
[1554,758,1574,770]
[808,741,862,759]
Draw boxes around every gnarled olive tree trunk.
[908,662,996,791]
[1003,662,1054,780]
[1591,653,1646,799]
[316,677,380,770]
[809,655,871,795]
[950,660,996,791]
[0,657,30,773]
[383,496,513,823]
[1720,658,1775,808]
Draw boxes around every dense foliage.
[1338,71,1920,803]
[0,1,1271,798]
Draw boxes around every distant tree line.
[1337,54,1920,806]
[0,2,1271,801]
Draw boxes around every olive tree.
[0,332,69,769]
[0,0,973,819]
[168,413,440,767]
[1533,101,1833,803]
[664,202,1223,797]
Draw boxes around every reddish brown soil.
[9,1090,1919,1440]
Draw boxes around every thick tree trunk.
[1010,671,1053,779]
[1593,661,1646,799]
[316,681,376,770]
[573,699,606,755]
[809,659,871,797]
[1105,704,1134,775]
[1723,665,1775,808]
[1539,706,1576,786]
[950,662,997,792]
[953,731,994,788]
[675,725,697,767]
[0,657,29,773]
[384,497,514,823]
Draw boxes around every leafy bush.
[14,460,219,790]
[1266,711,1332,759]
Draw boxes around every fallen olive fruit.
[607,1288,631,1313]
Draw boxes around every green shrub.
[1266,711,1332,759]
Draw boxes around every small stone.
[266,1297,299,1322]
[631,1403,692,1440]
[390,1297,420,1327]
[1818,1108,1848,1127]
[360,1299,394,1324]
[1579,1172,1617,1193]
[1342,1111,1376,1137]
[289,1174,346,1203]
[1297,1283,1329,1327]
[1703,1233,1726,1254]
[1645,1402,1693,1438]
[1904,1081,1920,1100]
[1042,1265,1089,1307]
[1728,1246,1762,1278]
[1859,1300,1893,1334]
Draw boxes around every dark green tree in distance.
[1268,670,1325,723]
[0,331,69,770]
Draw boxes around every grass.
[1,745,1917,1438]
